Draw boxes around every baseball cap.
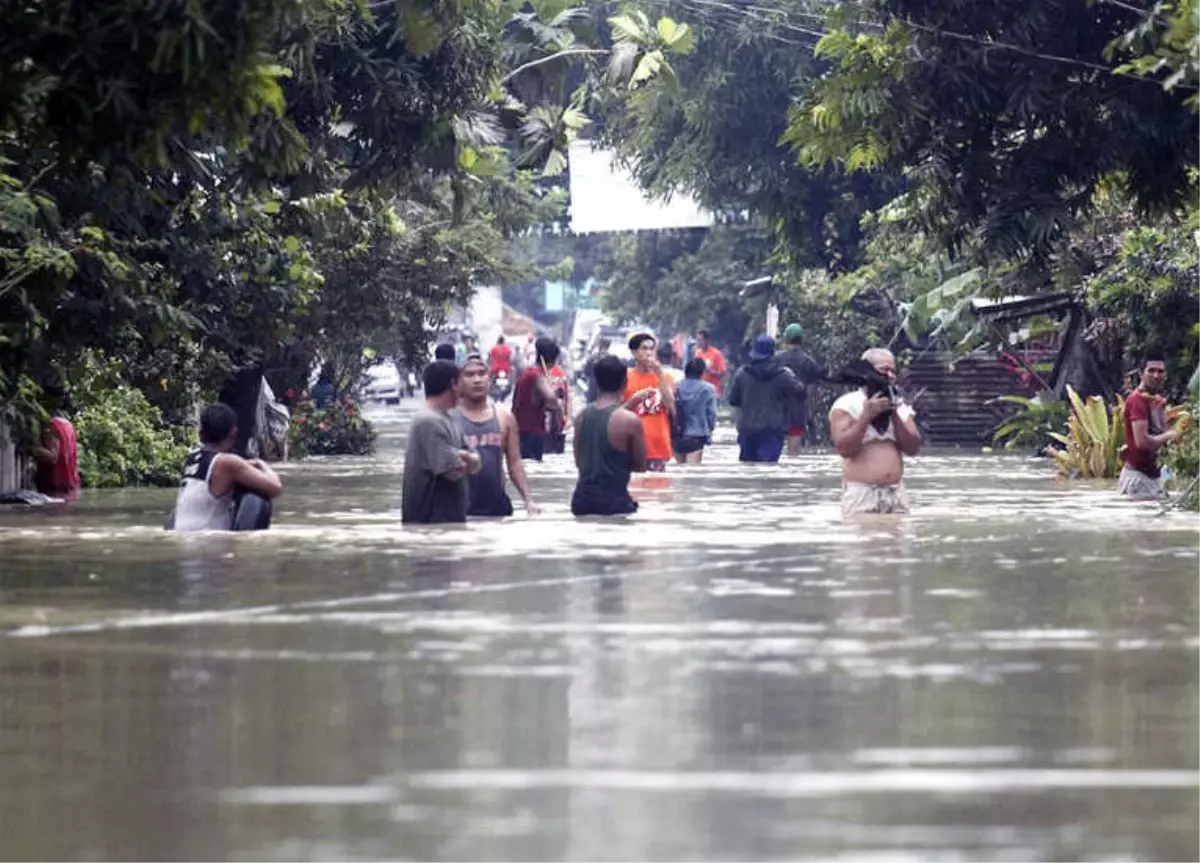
[749,334,776,360]
[783,323,804,343]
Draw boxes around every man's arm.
[422,418,471,481]
[536,375,563,415]
[620,411,648,472]
[1131,419,1176,452]
[892,404,922,456]
[220,455,285,498]
[501,410,539,513]
[32,427,59,463]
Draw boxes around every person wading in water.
[512,337,565,462]
[451,354,540,517]
[829,348,922,516]
[571,355,647,516]
[624,332,675,471]
[1119,353,1182,500]
[174,403,284,531]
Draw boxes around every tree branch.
[501,49,610,84]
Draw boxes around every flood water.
[0,402,1196,861]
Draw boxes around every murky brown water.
[0,403,1196,861]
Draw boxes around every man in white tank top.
[829,348,922,516]
[174,404,284,531]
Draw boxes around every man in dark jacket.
[776,323,826,454]
[727,334,807,463]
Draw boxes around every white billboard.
[568,141,714,234]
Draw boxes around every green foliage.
[1108,0,1199,109]
[1164,396,1198,509]
[288,395,376,457]
[70,355,192,488]
[783,0,1198,261]
[1047,387,1127,479]
[990,394,1069,452]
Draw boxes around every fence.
[0,416,29,492]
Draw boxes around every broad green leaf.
[608,14,645,44]
[631,51,663,86]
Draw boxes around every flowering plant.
[288,395,376,457]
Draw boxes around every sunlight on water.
[0,402,1196,861]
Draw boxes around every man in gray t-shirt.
[402,361,480,524]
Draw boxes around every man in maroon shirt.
[1119,355,1179,500]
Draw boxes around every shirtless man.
[829,348,922,516]
[452,354,540,516]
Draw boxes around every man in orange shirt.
[624,332,675,471]
[693,329,727,397]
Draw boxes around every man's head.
[695,329,710,350]
[458,354,489,403]
[423,360,461,409]
[783,323,803,347]
[657,342,677,366]
[434,343,456,362]
[597,337,611,353]
[462,334,476,351]
[1141,353,1168,394]
[629,332,657,368]
[685,357,706,380]
[861,348,897,382]
[42,382,72,414]
[199,403,239,449]
[593,354,628,395]
[535,336,560,367]
[749,334,776,361]
[496,334,505,345]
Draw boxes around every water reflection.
[0,403,1195,860]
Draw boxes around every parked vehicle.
[360,364,401,404]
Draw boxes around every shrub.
[990,393,1069,452]
[288,395,376,457]
[73,386,193,488]
[1047,386,1126,479]
[1164,396,1198,510]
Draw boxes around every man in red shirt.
[1119,354,1180,500]
[512,337,565,461]
[693,329,727,397]
[488,335,513,375]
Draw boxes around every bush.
[1165,396,1198,510]
[288,395,376,457]
[74,386,192,488]
[990,393,1069,452]
[1047,386,1126,479]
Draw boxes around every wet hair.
[593,355,628,394]
[496,335,505,345]
[535,336,560,366]
[657,342,677,365]
[434,343,456,361]
[685,357,706,379]
[1143,351,1166,369]
[199,403,238,445]
[697,329,709,339]
[423,360,460,397]
[628,332,656,352]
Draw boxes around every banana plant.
[1047,386,1126,479]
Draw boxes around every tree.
[784,0,1199,262]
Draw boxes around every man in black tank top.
[452,355,541,516]
[571,355,647,516]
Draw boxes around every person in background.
[673,357,718,465]
[457,334,477,366]
[32,385,81,498]
[489,335,514,376]
[583,337,612,404]
[451,355,539,517]
[624,332,675,471]
[402,360,481,524]
[693,329,728,398]
[829,347,922,516]
[521,334,538,370]
[657,342,685,386]
[1119,353,1181,500]
[728,335,807,464]
[546,355,571,454]
[434,343,457,362]
[776,323,826,455]
[174,403,283,531]
[572,355,647,516]
[310,364,337,407]
[512,337,565,461]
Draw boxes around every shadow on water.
[0,402,1196,860]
